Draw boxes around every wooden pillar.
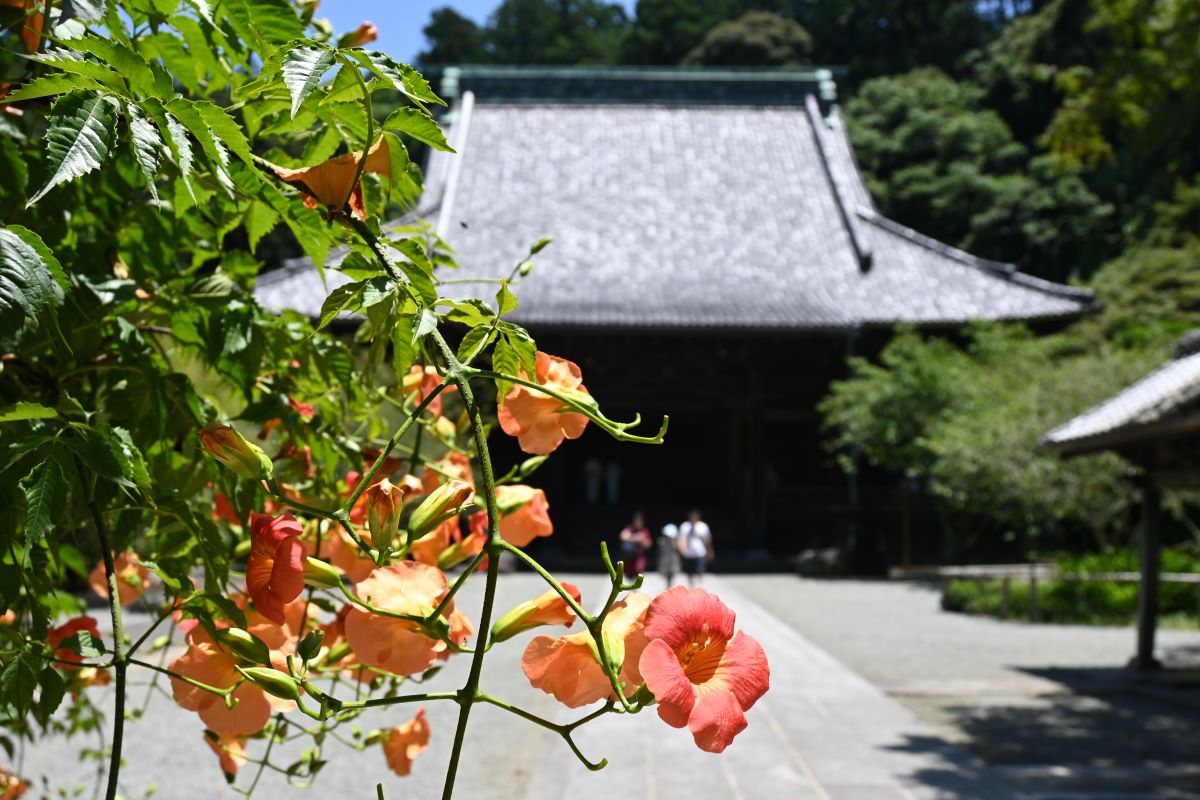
[1135,481,1162,672]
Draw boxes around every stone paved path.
[19,574,1014,799]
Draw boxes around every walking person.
[678,510,713,586]
[658,523,681,588]
[618,512,652,576]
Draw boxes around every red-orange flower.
[497,485,553,547]
[381,708,430,776]
[492,583,581,642]
[87,552,151,606]
[638,587,769,753]
[498,352,589,455]
[246,513,306,625]
[0,766,28,800]
[403,365,456,417]
[344,562,458,676]
[48,616,104,670]
[422,452,474,496]
[408,519,460,567]
[364,477,416,551]
[274,138,392,219]
[169,628,295,735]
[205,732,249,779]
[521,593,650,708]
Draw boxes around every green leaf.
[0,402,58,422]
[529,236,554,255]
[1,655,39,717]
[492,338,520,399]
[60,0,106,24]
[193,99,255,167]
[66,425,150,495]
[34,667,66,724]
[165,112,197,200]
[127,103,163,201]
[496,281,518,316]
[444,299,495,327]
[21,458,65,558]
[223,0,302,51]
[66,35,174,100]
[282,45,336,119]
[457,325,495,363]
[413,308,438,344]
[391,315,415,377]
[28,48,128,95]
[0,226,67,342]
[317,281,365,330]
[345,50,445,107]
[500,321,538,376]
[56,629,107,658]
[28,90,119,205]
[3,74,107,102]
[382,108,454,152]
[165,98,233,192]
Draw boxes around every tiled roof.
[1042,349,1200,455]
[254,68,1093,331]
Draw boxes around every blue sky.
[321,1,637,64]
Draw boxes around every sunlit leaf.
[382,108,454,152]
[283,44,336,119]
[28,90,118,205]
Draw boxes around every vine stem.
[430,331,504,800]
[73,455,126,800]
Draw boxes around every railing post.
[1135,480,1162,671]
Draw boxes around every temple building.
[256,66,1093,568]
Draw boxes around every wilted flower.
[498,352,589,455]
[274,138,392,219]
[638,587,769,753]
[198,423,273,480]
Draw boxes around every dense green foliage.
[941,548,1200,625]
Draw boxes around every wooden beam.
[1135,482,1163,672]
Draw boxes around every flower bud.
[302,557,342,589]
[518,455,547,478]
[437,531,487,570]
[297,630,325,663]
[198,423,273,480]
[236,666,301,701]
[364,478,409,551]
[407,479,474,537]
[338,20,378,48]
[214,628,271,664]
[491,584,581,643]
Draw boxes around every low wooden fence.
[891,563,1200,621]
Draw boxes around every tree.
[485,0,631,64]
[804,0,999,83]
[682,11,812,66]
[624,0,797,64]
[417,7,488,67]
[845,67,1113,282]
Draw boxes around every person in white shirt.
[677,510,713,586]
[658,523,681,587]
